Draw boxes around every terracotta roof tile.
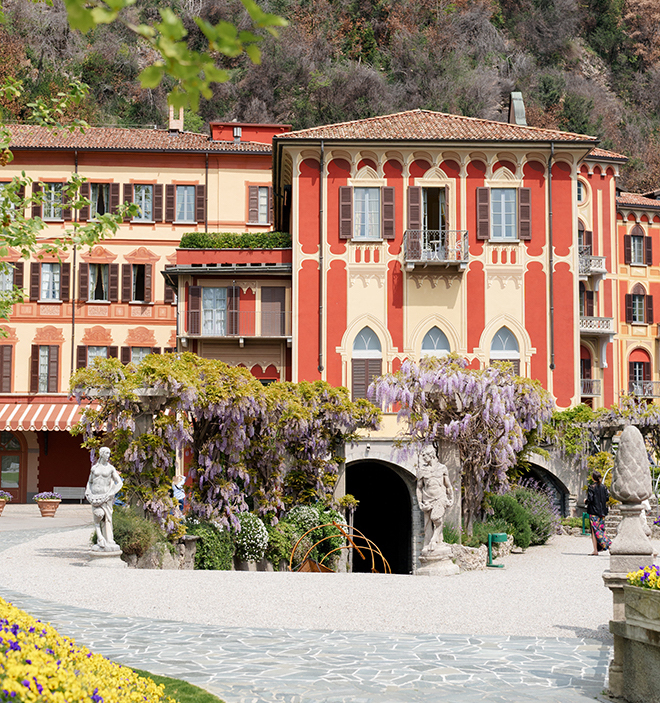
[5,124,271,153]
[617,192,660,209]
[275,109,599,144]
[587,147,628,161]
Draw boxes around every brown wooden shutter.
[31,183,41,218]
[646,294,654,324]
[121,264,132,302]
[261,286,285,336]
[78,263,89,301]
[585,290,594,317]
[153,184,163,222]
[367,359,382,394]
[476,187,490,240]
[339,186,353,239]
[109,263,119,302]
[352,359,367,400]
[625,294,633,324]
[144,264,152,303]
[121,183,131,221]
[62,184,71,221]
[228,285,239,335]
[13,262,23,290]
[107,346,118,358]
[47,345,58,393]
[107,183,119,216]
[165,184,175,222]
[188,286,201,335]
[76,345,87,369]
[196,184,205,223]
[30,345,39,393]
[644,361,651,381]
[30,263,40,301]
[584,230,593,251]
[407,186,421,231]
[164,265,174,304]
[629,361,635,387]
[164,347,176,354]
[151,347,161,355]
[0,346,12,392]
[60,263,70,302]
[518,187,531,240]
[121,347,131,365]
[248,186,259,222]
[624,235,632,264]
[268,186,273,224]
[646,236,653,266]
[79,182,90,221]
[382,186,395,240]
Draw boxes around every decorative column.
[602,425,654,698]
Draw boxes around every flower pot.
[37,499,61,517]
[0,499,5,517]
[624,584,660,627]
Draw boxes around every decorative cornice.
[81,325,113,346]
[80,246,118,264]
[33,325,65,344]
[125,326,157,346]
[124,247,160,264]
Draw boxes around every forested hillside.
[1,0,659,191]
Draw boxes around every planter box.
[609,586,660,703]
[36,500,61,517]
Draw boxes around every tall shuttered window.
[352,327,382,400]
[31,345,58,393]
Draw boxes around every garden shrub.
[105,505,166,557]
[489,494,532,550]
[186,519,234,570]
[311,507,346,568]
[561,516,583,529]
[442,523,461,544]
[510,482,559,545]
[234,512,269,562]
[0,597,175,702]
[179,231,292,249]
[463,518,510,548]
[265,521,297,567]
[286,505,321,534]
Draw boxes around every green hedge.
[179,231,292,249]
[185,520,234,570]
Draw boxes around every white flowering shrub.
[287,505,321,533]
[235,512,269,562]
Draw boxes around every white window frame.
[0,264,14,293]
[632,294,646,323]
[131,347,151,364]
[40,263,60,301]
[42,183,63,221]
[631,235,645,266]
[132,184,153,222]
[87,346,107,364]
[88,263,109,301]
[202,287,228,336]
[257,186,269,224]
[354,187,381,240]
[38,346,49,393]
[175,185,196,223]
[90,183,110,220]
[491,188,517,240]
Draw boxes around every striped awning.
[0,401,97,432]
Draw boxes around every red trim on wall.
[466,160,487,256]
[384,159,404,255]
[299,159,321,255]
[525,261,547,388]
[467,260,485,353]
[523,161,546,257]
[553,262,574,407]
[328,159,351,255]
[326,260,347,387]
[388,260,403,353]
[297,259,320,380]
[552,161,572,258]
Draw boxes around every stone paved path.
[0,519,612,703]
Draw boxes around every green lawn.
[133,668,225,703]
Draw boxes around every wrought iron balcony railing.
[580,379,601,397]
[579,316,615,335]
[629,381,660,398]
[187,310,291,338]
[404,229,469,267]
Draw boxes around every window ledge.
[42,219,64,223]
[630,263,648,268]
[246,221,272,226]
[86,300,111,305]
[131,220,156,225]
[128,301,154,305]
[173,220,197,226]
[38,299,62,304]
[631,322,649,326]
[351,238,383,243]
[489,238,519,244]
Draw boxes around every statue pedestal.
[87,550,127,568]
[417,544,459,576]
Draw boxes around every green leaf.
[244,44,261,64]
[139,64,165,89]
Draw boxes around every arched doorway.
[517,464,569,517]
[346,460,413,574]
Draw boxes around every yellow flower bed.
[0,597,177,702]
[627,564,660,589]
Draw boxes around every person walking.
[586,470,611,555]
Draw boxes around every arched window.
[421,327,450,357]
[629,348,652,396]
[626,283,653,325]
[578,220,592,255]
[489,326,520,374]
[624,224,651,266]
[579,281,594,318]
[352,327,382,400]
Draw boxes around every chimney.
[169,105,184,132]
[233,125,242,143]
[508,92,527,126]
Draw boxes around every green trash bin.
[487,532,508,568]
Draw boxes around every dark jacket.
[586,483,609,518]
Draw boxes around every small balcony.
[404,230,469,270]
[187,310,291,338]
[629,381,660,398]
[580,378,601,397]
[579,316,615,335]
[579,250,607,278]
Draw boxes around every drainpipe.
[318,140,325,375]
[205,152,209,233]
[70,150,78,379]
[548,142,555,371]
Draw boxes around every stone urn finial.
[611,426,652,504]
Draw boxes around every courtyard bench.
[53,486,86,503]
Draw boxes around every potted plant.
[0,489,11,516]
[33,491,63,517]
[625,564,660,626]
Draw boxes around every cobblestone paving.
[0,527,611,703]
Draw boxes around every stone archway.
[346,460,414,575]
[518,459,571,517]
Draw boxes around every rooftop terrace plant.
[179,231,292,249]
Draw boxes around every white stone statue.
[417,446,454,555]
[85,447,123,552]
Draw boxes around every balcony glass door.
[202,287,227,336]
